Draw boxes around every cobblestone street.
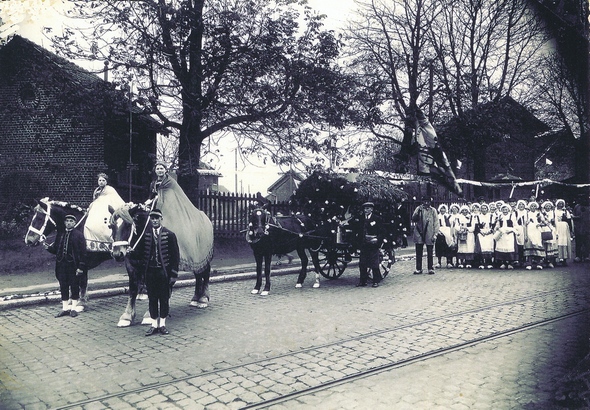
[1,259,589,409]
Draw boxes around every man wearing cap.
[136,209,180,336]
[355,201,385,287]
[43,214,87,317]
[411,196,440,274]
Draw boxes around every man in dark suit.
[138,209,180,336]
[356,202,384,288]
[44,214,87,318]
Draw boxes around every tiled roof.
[1,35,160,123]
[1,35,103,89]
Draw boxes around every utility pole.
[128,82,133,202]
[235,149,238,193]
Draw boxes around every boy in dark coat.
[44,214,87,317]
[136,209,180,336]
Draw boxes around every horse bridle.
[111,217,137,250]
[246,208,271,244]
[110,206,152,252]
[26,202,56,243]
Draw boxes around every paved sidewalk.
[0,245,417,309]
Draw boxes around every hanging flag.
[545,158,553,165]
[414,109,463,196]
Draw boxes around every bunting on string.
[414,109,463,196]
[455,178,590,188]
[374,171,590,190]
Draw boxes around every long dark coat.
[412,205,440,246]
[46,228,87,279]
[138,226,180,280]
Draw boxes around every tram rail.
[50,284,588,410]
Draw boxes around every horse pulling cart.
[246,207,396,295]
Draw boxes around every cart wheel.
[317,247,348,279]
[380,246,395,278]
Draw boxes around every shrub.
[0,219,21,240]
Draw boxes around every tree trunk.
[177,108,203,205]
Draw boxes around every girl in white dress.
[477,203,495,269]
[541,201,558,268]
[494,204,519,269]
[554,199,573,265]
[456,205,476,268]
[524,201,546,270]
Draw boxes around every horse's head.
[109,203,150,261]
[108,203,139,261]
[24,198,56,246]
[247,208,271,242]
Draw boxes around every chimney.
[103,61,109,82]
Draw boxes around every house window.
[19,82,40,109]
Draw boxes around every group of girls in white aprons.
[434,199,574,270]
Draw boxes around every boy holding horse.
[134,209,180,336]
[43,214,87,317]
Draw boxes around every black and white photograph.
[0,0,589,408]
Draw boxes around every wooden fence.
[195,192,473,238]
[196,191,291,238]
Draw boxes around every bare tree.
[347,0,548,188]
[346,0,440,153]
[429,0,546,115]
[534,52,589,182]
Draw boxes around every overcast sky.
[2,0,358,194]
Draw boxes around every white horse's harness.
[26,202,56,243]
[111,205,152,252]
[111,219,137,249]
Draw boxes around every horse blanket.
[153,175,214,272]
[84,185,125,252]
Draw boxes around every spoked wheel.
[317,246,349,279]
[379,246,395,278]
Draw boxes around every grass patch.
[0,235,254,276]
[0,237,55,275]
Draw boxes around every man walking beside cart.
[354,201,385,288]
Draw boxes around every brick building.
[436,96,576,200]
[0,35,161,212]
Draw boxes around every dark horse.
[109,202,213,325]
[107,203,150,326]
[24,198,113,310]
[246,208,324,295]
